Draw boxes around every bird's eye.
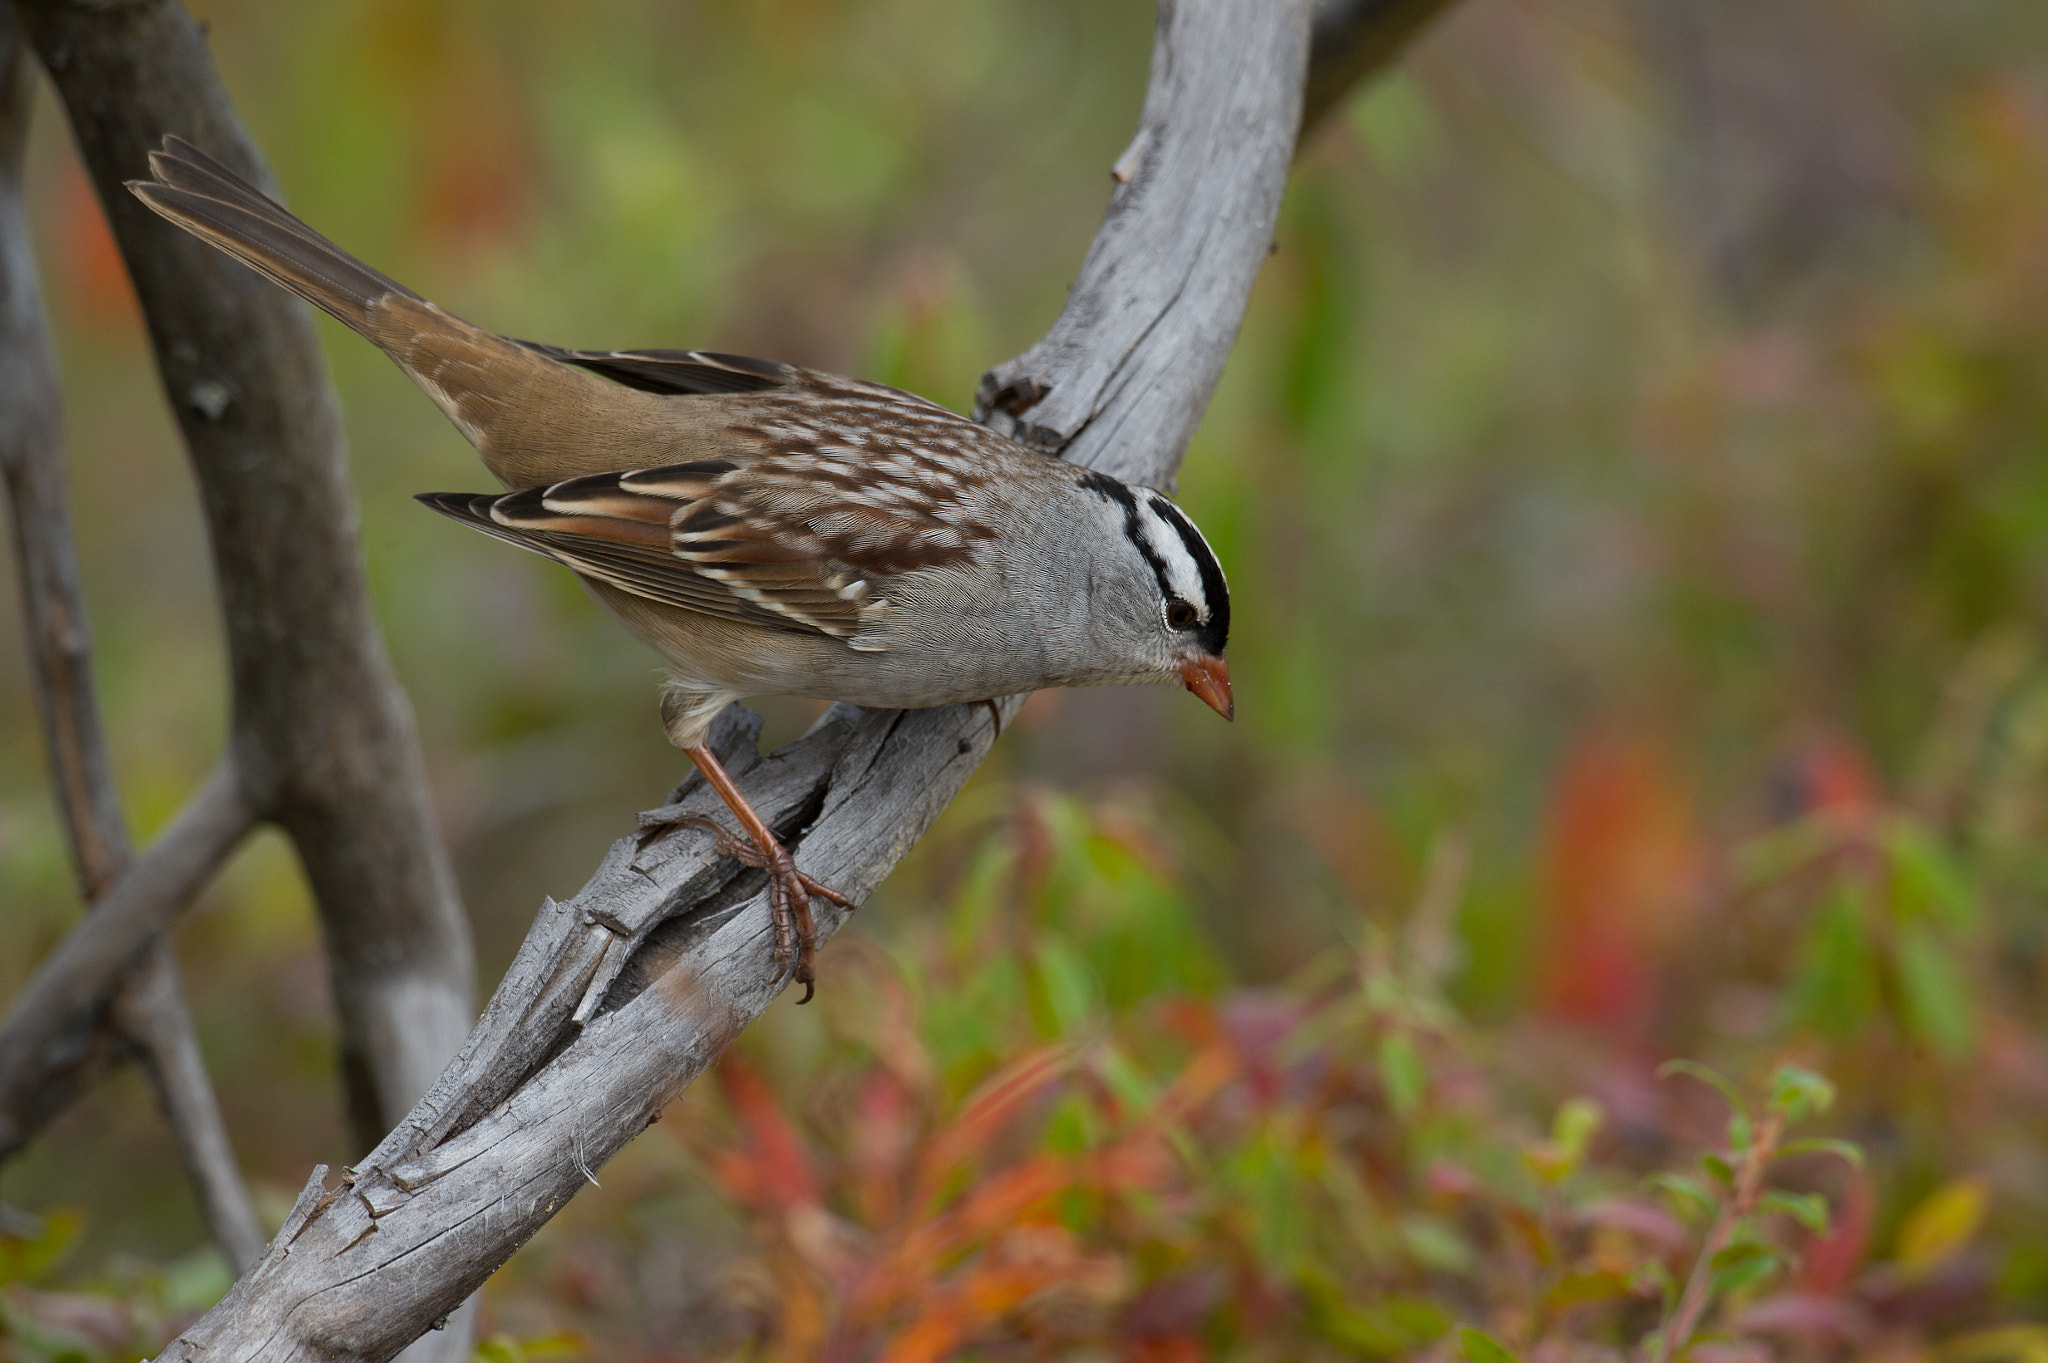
[1166,600,1199,630]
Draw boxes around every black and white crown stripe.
[1077,471,1230,657]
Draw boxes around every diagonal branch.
[15,0,476,1162]
[975,0,1462,480]
[0,0,1456,1201]
[141,0,1348,1356]
[0,10,262,1271]
[0,761,253,1150]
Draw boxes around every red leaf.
[1799,1170,1873,1297]
[1536,726,1700,1031]
[716,1055,819,1211]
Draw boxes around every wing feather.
[415,391,1010,643]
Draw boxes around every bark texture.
[9,0,476,1156]
[0,9,262,1271]
[0,0,1459,1354]
[149,1,1322,1357]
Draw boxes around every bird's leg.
[680,743,852,1004]
[977,697,1005,739]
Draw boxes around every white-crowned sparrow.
[130,137,1232,998]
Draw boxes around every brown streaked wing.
[416,483,842,636]
[666,398,999,615]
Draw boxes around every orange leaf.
[1157,1044,1237,1125]
[914,1045,1071,1201]
[1536,725,1700,1031]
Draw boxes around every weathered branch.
[0,11,263,1272]
[975,0,1307,483]
[972,0,1458,482]
[140,0,1333,1357]
[0,760,253,1145]
[15,0,476,1155]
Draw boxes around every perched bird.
[130,136,1232,999]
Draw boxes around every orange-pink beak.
[1179,655,1234,721]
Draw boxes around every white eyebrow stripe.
[1135,497,1208,616]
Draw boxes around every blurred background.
[3,1,2048,1358]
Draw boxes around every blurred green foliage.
[3,0,2048,1358]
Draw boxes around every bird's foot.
[678,815,852,1004]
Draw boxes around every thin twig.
[1658,1110,1786,1359]
[112,958,267,1271]
[0,760,255,1157]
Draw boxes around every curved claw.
[680,813,848,1001]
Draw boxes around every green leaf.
[1647,1172,1718,1222]
[1402,1214,1478,1274]
[1658,1059,1751,1122]
[1783,886,1881,1038]
[1883,820,1980,930]
[1460,1326,1522,1363]
[1552,1097,1605,1165]
[1727,1110,1754,1155]
[474,1336,525,1363]
[1701,1152,1735,1187]
[1544,1269,1634,1311]
[1768,1064,1836,1122]
[1379,1032,1426,1121]
[1895,921,1976,1059]
[1029,933,1099,1038]
[1709,1243,1783,1296]
[0,1208,83,1286]
[1712,1251,1783,1296]
[1760,1189,1832,1234]
[1775,1137,1865,1169]
[1633,1258,1678,1313]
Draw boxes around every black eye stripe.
[1079,470,1174,598]
[1145,494,1230,655]
[1077,471,1230,656]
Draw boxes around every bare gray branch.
[0,759,253,1154]
[14,0,476,1153]
[0,14,260,1271]
[143,0,1335,1355]
[975,0,1312,484]
[112,955,267,1272]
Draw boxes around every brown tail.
[128,137,421,336]
[125,137,673,488]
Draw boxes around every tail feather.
[127,136,725,490]
[128,138,416,332]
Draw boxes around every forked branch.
[14,0,477,1161]
[0,0,1452,1354]
[139,0,1357,1357]
[0,19,261,1272]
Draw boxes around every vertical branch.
[15,0,477,1154]
[0,10,261,1272]
[976,0,1314,486]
